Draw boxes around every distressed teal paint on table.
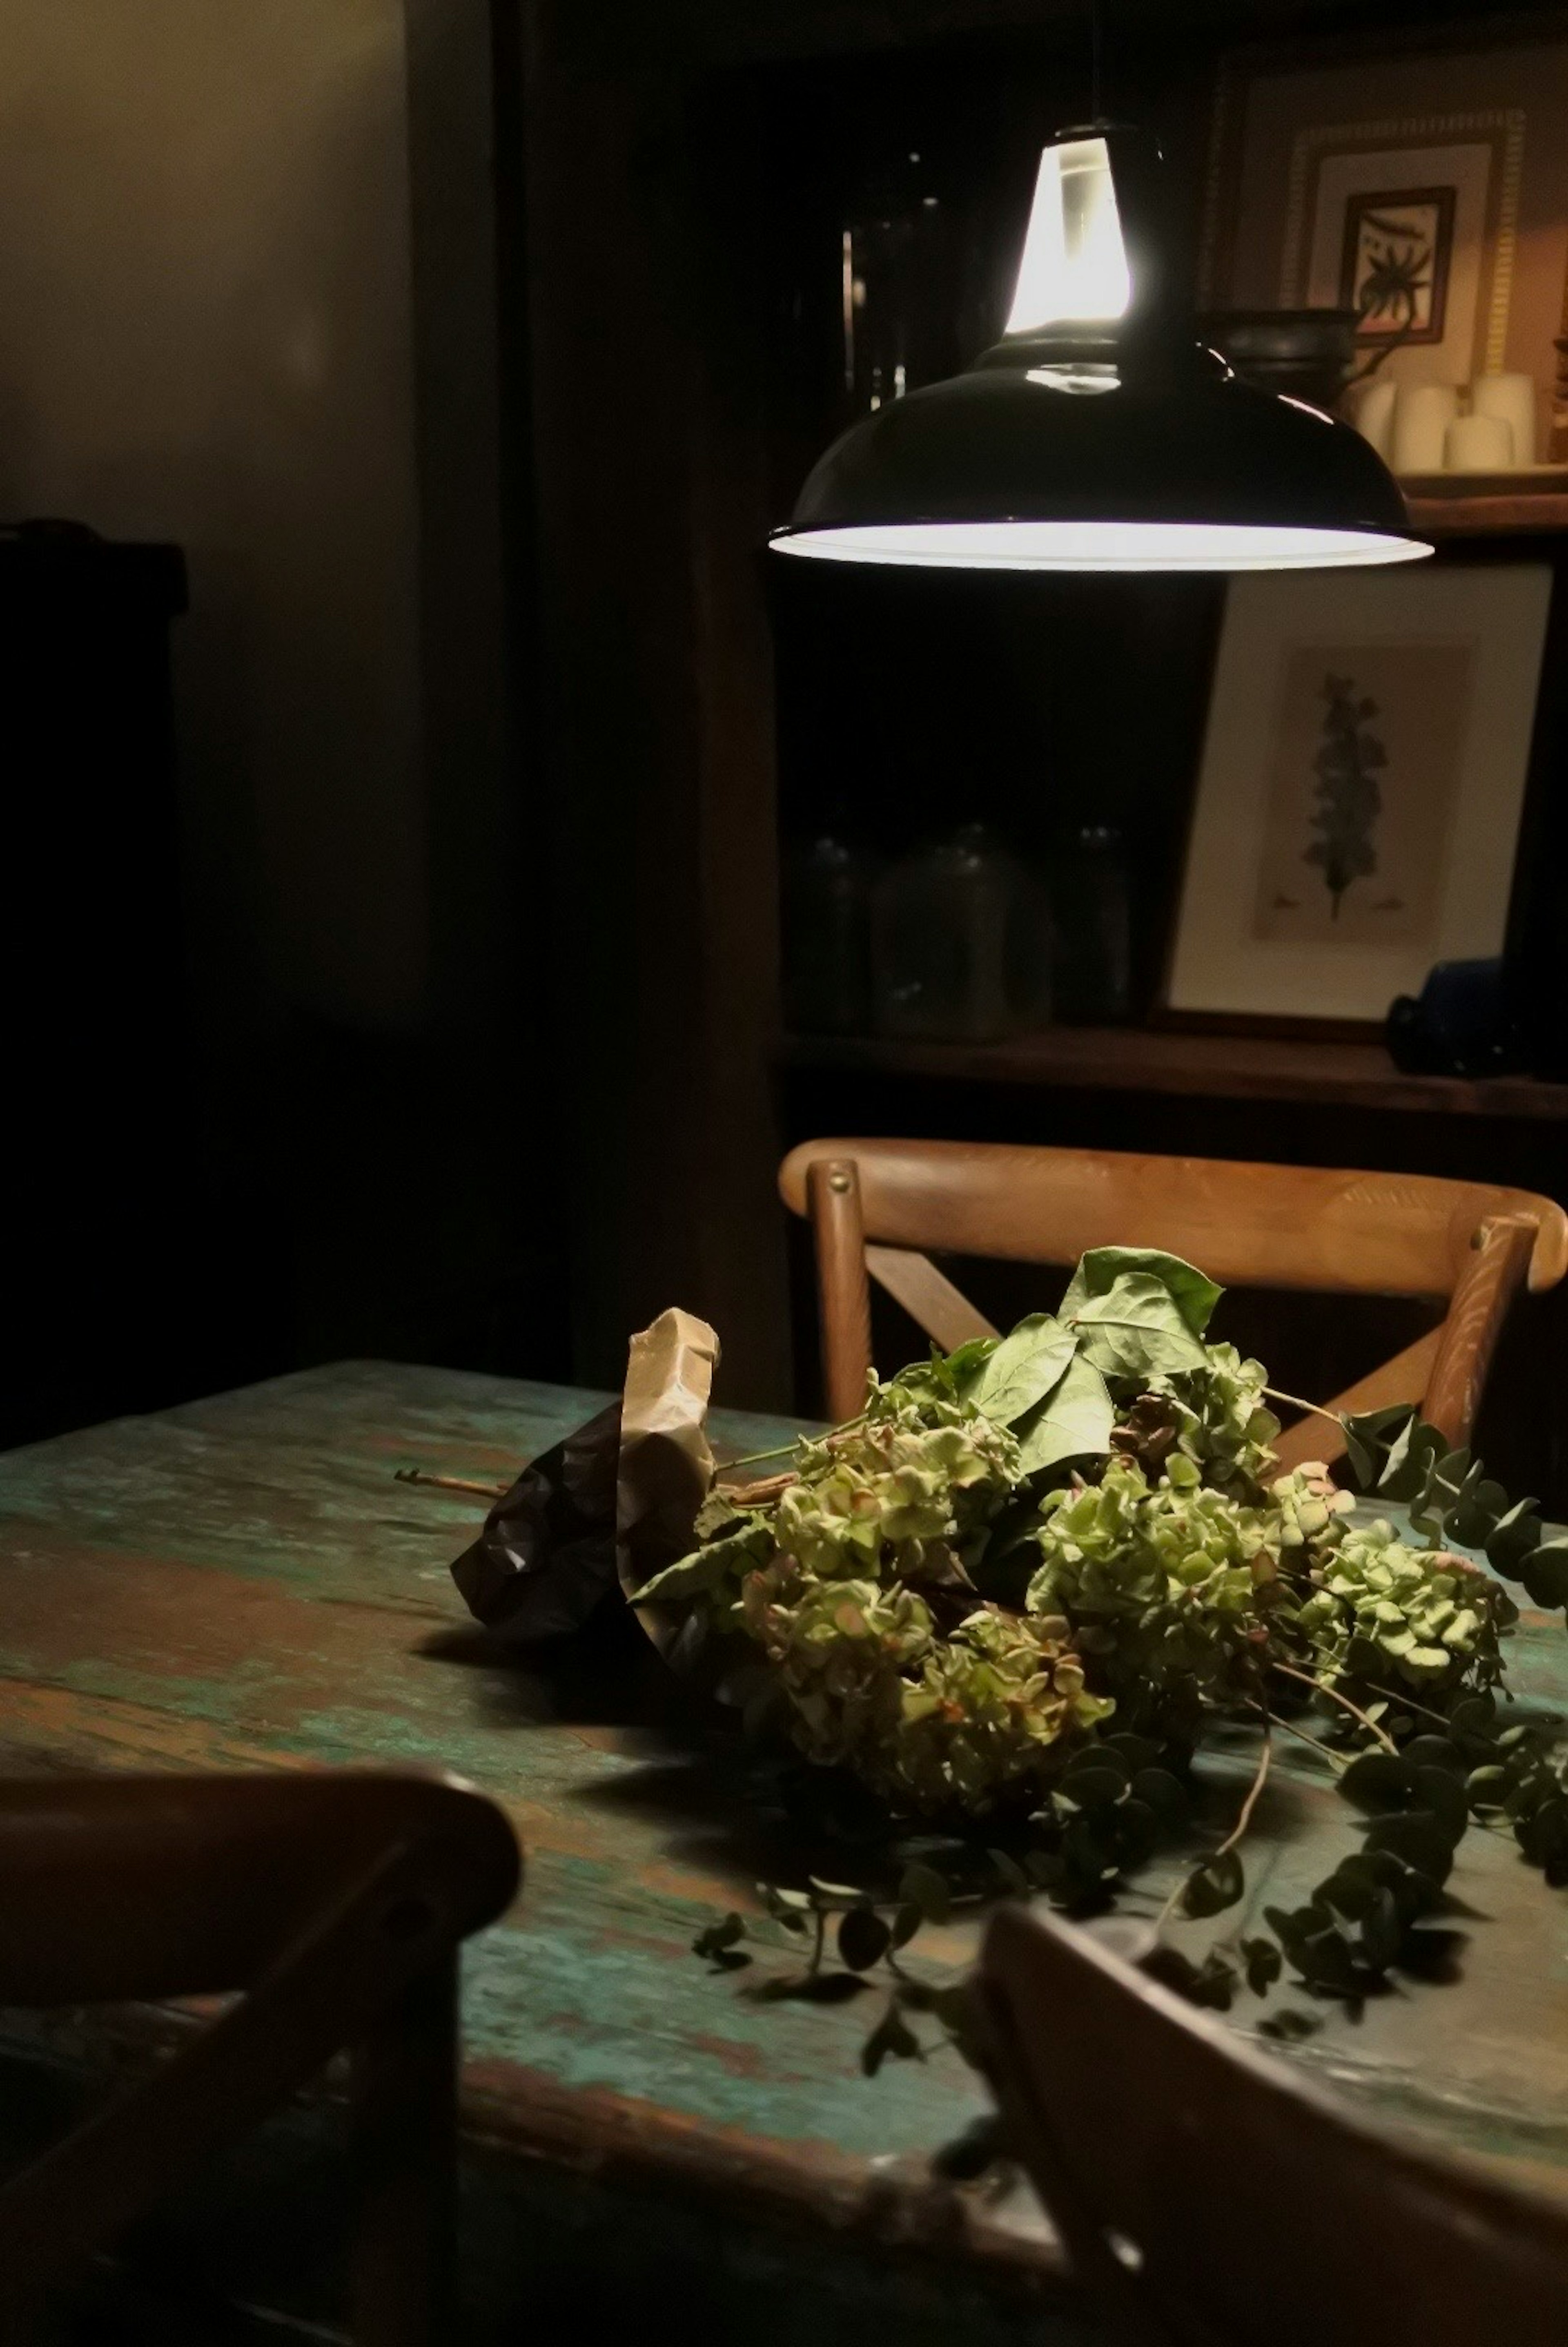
[2,1362,1567,2339]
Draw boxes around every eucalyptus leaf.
[1061,1247,1223,1338]
[890,1901,924,1950]
[753,1970,870,2006]
[989,1848,1032,1896]
[1445,1475,1509,1551]
[1338,1751,1416,1815]
[1341,1403,1414,1488]
[1486,1496,1544,1576]
[1014,1352,1115,1477]
[898,1861,951,1925]
[931,2112,1011,2183]
[1403,1735,1467,1776]
[1362,1812,1456,1883]
[1318,1859,1377,1922]
[1181,1848,1244,1919]
[1359,1886,1403,1972]
[1412,1769,1469,1844]
[967,1314,1078,1426]
[1067,1272,1210,1382]
[1241,1936,1283,1995]
[1130,1767,1189,1827]
[1291,1924,1361,1994]
[1376,1415,1448,1504]
[1520,1537,1568,1613]
[1054,1764,1127,1813]
[1143,1946,1237,2010]
[838,1907,891,1972]
[692,1912,748,1962]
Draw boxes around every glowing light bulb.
[1005,137,1130,336]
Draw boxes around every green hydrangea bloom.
[1145,1343,1281,1494]
[1024,1458,1289,1698]
[1269,1465,1356,1553]
[766,1383,1020,1584]
[741,1554,1109,1814]
[1298,1517,1517,1696]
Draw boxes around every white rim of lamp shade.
[1165,564,1552,1022]
[769,520,1433,572]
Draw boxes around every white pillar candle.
[1392,382,1459,473]
[1445,412,1513,471]
[1470,372,1537,466]
[1347,376,1397,458]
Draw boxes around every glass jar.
[870,824,1051,1042]
[782,833,874,1036]
[1048,823,1133,1025]
[842,149,954,416]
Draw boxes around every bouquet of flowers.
[638,1249,1549,1828]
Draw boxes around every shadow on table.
[418,1609,919,1889]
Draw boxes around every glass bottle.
[871,825,1051,1042]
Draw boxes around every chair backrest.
[980,1902,1568,2347]
[779,1138,1568,1461]
[0,1769,520,2346]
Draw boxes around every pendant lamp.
[771,127,1430,573]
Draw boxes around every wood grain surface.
[2,1363,1567,2326]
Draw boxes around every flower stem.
[718,1440,802,1473]
[1263,1388,1344,1433]
[718,1412,868,1476]
[1250,1703,1346,1772]
[1158,1727,1272,1932]
[393,1467,509,1499]
[1214,1724,1272,1863]
[1360,1682,1454,1731]
[1270,1660,1399,1754]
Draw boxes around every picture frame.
[1164,564,1552,1028]
[1200,23,1568,462]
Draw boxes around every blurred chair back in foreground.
[980,1902,1568,2347]
[0,1769,520,2345]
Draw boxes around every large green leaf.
[944,1336,999,1395]
[637,1520,766,1602]
[1015,1352,1115,1477]
[966,1313,1077,1426]
[1067,1272,1209,1381]
[1061,1247,1223,1339]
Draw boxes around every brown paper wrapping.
[615,1307,720,1657]
[450,1306,719,1654]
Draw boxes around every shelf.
[1407,490,1568,538]
[781,1027,1568,1119]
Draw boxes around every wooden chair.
[0,1769,521,2345]
[979,1901,1568,2347]
[779,1138,1568,1466]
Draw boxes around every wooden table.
[2,1363,1567,2342]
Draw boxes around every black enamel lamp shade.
[771,130,1429,574]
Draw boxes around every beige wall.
[0,0,428,1030]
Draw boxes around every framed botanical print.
[1201,27,1568,457]
[1165,566,1552,1025]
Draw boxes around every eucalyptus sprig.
[1341,1404,1568,1616]
[666,1247,1568,2119]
